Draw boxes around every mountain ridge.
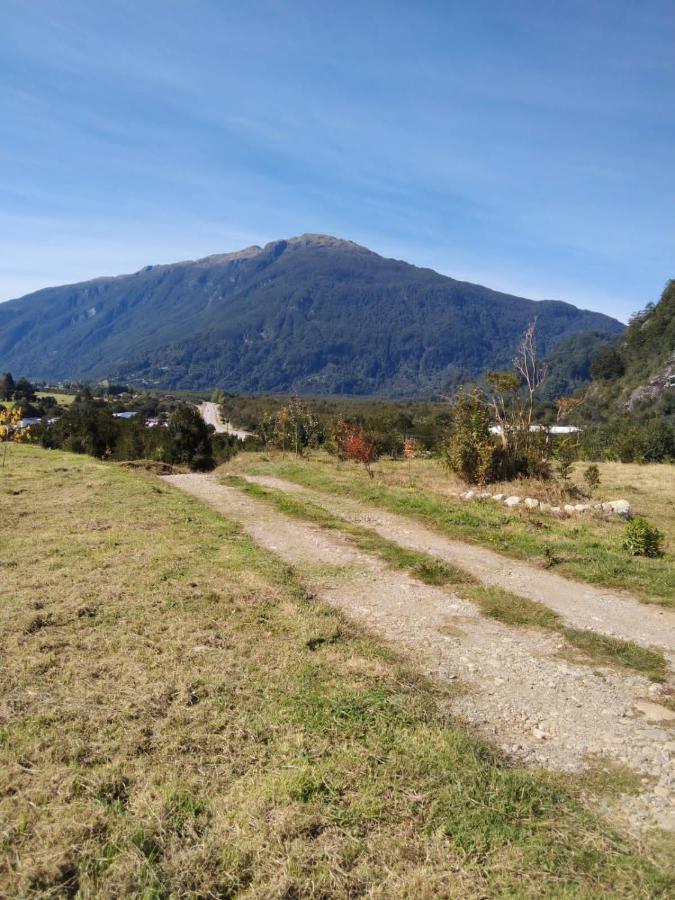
[0,234,624,396]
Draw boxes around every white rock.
[609,499,632,518]
[550,506,561,514]
[602,502,614,513]
[524,497,540,509]
[504,496,521,507]
[574,503,591,512]
[492,493,505,501]
[464,490,476,500]
[563,504,576,513]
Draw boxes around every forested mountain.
[0,234,623,396]
[581,279,675,420]
[538,330,618,401]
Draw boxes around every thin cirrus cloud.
[1,0,673,321]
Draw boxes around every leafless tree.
[513,318,548,435]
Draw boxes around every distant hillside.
[539,330,618,402]
[0,234,623,397]
[582,279,675,418]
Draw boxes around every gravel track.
[164,473,675,833]
[244,474,675,662]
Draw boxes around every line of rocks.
[460,490,632,518]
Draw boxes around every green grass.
[560,628,669,683]
[231,455,675,607]
[228,476,669,684]
[36,390,75,405]
[465,586,561,629]
[1,445,673,896]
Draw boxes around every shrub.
[555,439,576,480]
[442,389,496,484]
[623,517,664,558]
[336,420,378,477]
[583,464,601,493]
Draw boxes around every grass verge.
[228,476,669,684]
[1,446,673,896]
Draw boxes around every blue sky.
[1,0,673,321]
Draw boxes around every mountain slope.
[582,279,675,418]
[0,234,623,396]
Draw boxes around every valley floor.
[1,446,673,897]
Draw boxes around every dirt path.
[198,402,253,440]
[164,473,674,833]
[244,474,675,662]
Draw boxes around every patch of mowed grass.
[229,476,670,684]
[1,446,673,897]
[232,454,675,606]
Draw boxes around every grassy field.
[2,392,75,410]
[225,453,675,607]
[36,390,76,405]
[1,445,673,896]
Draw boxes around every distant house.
[19,417,42,428]
[489,424,581,435]
[112,411,139,420]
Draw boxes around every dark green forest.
[0,234,622,396]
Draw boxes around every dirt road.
[164,472,675,833]
[244,474,675,661]
[197,402,253,440]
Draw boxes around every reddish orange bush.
[336,420,378,477]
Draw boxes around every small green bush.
[583,463,600,493]
[623,517,664,558]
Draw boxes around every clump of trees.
[0,372,36,404]
[38,389,237,470]
[578,418,674,463]
[443,321,552,484]
[256,397,322,455]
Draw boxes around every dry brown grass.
[1,446,673,897]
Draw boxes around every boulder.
[608,499,632,518]
[504,496,521,507]
[574,504,591,512]
[524,497,540,509]
[492,493,505,501]
[563,504,576,514]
